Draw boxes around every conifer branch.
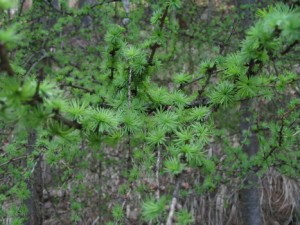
[52,110,83,130]
[24,50,48,76]
[259,117,284,167]
[253,103,300,172]
[219,20,237,54]
[200,64,221,93]
[180,69,225,90]
[179,75,206,89]
[147,5,170,66]
[60,83,96,94]
[183,66,223,108]
[281,40,299,55]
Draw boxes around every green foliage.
[147,129,166,146]
[0,1,299,224]
[153,109,179,132]
[112,204,124,221]
[0,0,17,10]
[0,25,20,48]
[186,106,210,121]
[209,81,236,106]
[164,157,185,175]
[173,73,192,85]
[142,196,166,222]
[176,209,194,225]
[84,108,120,133]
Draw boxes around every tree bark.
[239,1,262,224]
[24,130,43,225]
[240,100,261,225]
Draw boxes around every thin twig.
[60,83,95,94]
[166,176,180,225]
[0,155,28,167]
[180,69,226,89]
[147,5,170,66]
[155,146,161,200]
[179,75,206,89]
[91,216,100,225]
[220,19,236,54]
[24,50,48,76]
[128,69,132,109]
[281,40,299,55]
[127,69,132,169]
[253,104,300,172]
[52,110,83,130]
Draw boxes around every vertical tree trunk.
[240,100,261,225]
[239,1,262,225]
[69,0,78,8]
[25,130,43,225]
[19,0,33,15]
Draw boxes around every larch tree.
[0,0,299,225]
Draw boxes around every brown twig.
[147,5,170,66]
[60,83,95,94]
[180,69,226,90]
[52,110,83,130]
[281,40,299,55]
[0,155,28,167]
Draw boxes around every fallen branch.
[166,175,180,225]
[155,146,161,200]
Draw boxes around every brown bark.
[24,130,44,225]
[23,0,32,11]
[239,1,262,224]
[240,100,261,225]
[19,0,33,15]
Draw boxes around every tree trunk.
[240,100,261,225]
[239,1,262,224]
[24,130,43,225]
[21,0,33,13]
